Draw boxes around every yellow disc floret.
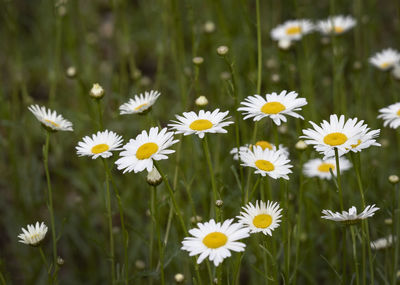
[323,132,348,146]
[203,232,228,249]
[91,144,110,154]
[252,214,273,228]
[255,160,275,172]
[189,119,213,131]
[136,142,159,160]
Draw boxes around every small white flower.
[303,157,352,180]
[28,105,73,132]
[18,222,48,246]
[240,146,292,180]
[181,219,250,266]
[369,48,400,71]
[321,205,379,225]
[347,124,380,153]
[230,140,288,161]
[76,130,123,159]
[370,235,395,250]
[90,83,105,98]
[119,90,161,115]
[270,19,314,42]
[238,90,307,126]
[169,109,234,139]
[378,102,400,129]
[317,15,356,35]
[115,127,178,173]
[392,64,400,80]
[237,200,282,236]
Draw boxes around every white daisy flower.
[237,200,282,236]
[270,19,314,42]
[317,15,356,35]
[18,222,48,246]
[76,130,123,159]
[347,124,380,153]
[238,90,307,126]
[378,102,400,129]
[28,105,73,132]
[301,114,363,159]
[369,48,400,71]
[230,140,288,161]
[115,127,178,173]
[321,204,379,225]
[181,219,250,266]
[370,235,395,250]
[168,109,234,139]
[119,90,161,115]
[303,157,352,180]
[239,146,292,180]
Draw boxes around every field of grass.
[2,0,400,284]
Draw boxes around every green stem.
[350,227,360,285]
[256,0,262,95]
[96,100,104,131]
[151,186,165,285]
[334,148,344,210]
[38,246,50,277]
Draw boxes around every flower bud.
[174,273,185,283]
[204,21,216,33]
[66,66,77,78]
[389,175,399,184]
[195,95,208,107]
[192,57,204,65]
[57,256,64,266]
[147,167,162,186]
[216,46,229,56]
[295,140,308,150]
[278,39,291,50]
[216,200,223,207]
[135,260,145,270]
[90,83,105,99]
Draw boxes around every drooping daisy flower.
[76,130,123,159]
[115,127,178,173]
[270,19,314,42]
[18,222,48,246]
[239,146,292,180]
[301,114,363,159]
[230,140,288,160]
[28,105,73,132]
[370,235,395,250]
[369,48,400,71]
[238,90,307,126]
[317,15,356,35]
[378,102,400,129]
[347,124,380,153]
[181,219,249,266]
[237,200,282,236]
[303,157,352,180]
[119,90,161,115]
[168,109,234,139]
[321,205,379,225]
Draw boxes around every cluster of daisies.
[270,15,356,49]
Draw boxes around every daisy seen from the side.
[321,205,379,225]
[270,19,314,42]
[303,157,352,180]
[237,200,282,236]
[119,90,161,115]
[181,219,250,266]
[168,109,234,139]
[239,146,292,180]
[238,90,307,126]
[28,105,73,132]
[369,48,400,71]
[76,130,123,159]
[378,102,400,129]
[230,140,288,161]
[347,124,380,153]
[115,127,178,173]
[317,15,356,35]
[18,222,48,247]
[370,235,395,250]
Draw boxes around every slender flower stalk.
[334,148,344,210]
[256,0,262,95]
[350,226,360,285]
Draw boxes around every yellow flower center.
[397,109,400,116]
[253,214,273,228]
[380,62,390,69]
[202,232,228,249]
[323,132,348,146]
[261,102,286,114]
[135,103,148,111]
[334,26,344,33]
[318,163,335,173]
[255,140,273,150]
[351,139,362,148]
[255,160,275,172]
[91,144,110,154]
[189,119,213,131]
[286,26,301,35]
[44,119,60,128]
[136,142,159,160]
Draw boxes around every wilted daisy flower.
[119,90,161,115]
[378,102,400,129]
[301,114,363,159]
[230,140,288,160]
[237,200,282,236]
[181,219,249,266]
[369,48,400,71]
[168,109,234,139]
[238,90,307,126]
[76,130,123,159]
[270,19,314,42]
[317,15,356,35]
[28,105,73,132]
[115,127,178,173]
[347,124,380,153]
[18,222,48,246]
[240,146,292,180]
[303,157,352,180]
[370,235,395,250]
[321,205,379,225]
